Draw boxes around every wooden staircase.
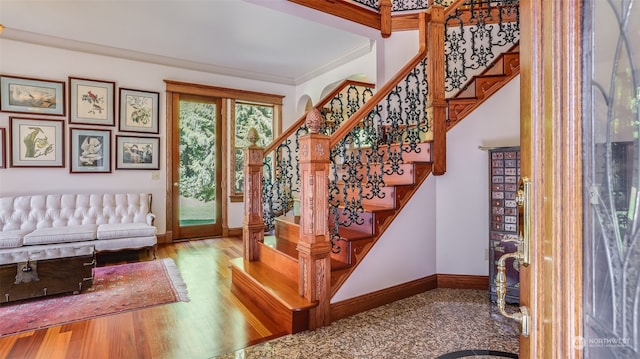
[230,141,433,333]
[230,4,521,335]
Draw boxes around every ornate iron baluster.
[445,0,520,95]
[328,58,429,254]
[262,83,375,231]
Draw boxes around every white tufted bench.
[0,193,157,303]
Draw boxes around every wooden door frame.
[171,93,224,239]
[164,81,229,242]
[520,0,582,358]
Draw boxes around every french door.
[170,93,222,239]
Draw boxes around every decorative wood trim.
[297,130,332,329]
[331,275,437,321]
[380,0,392,38]
[437,274,488,290]
[221,99,229,237]
[156,233,168,244]
[229,195,244,203]
[426,5,446,176]
[243,145,265,261]
[392,13,422,32]
[165,91,177,239]
[164,80,284,105]
[225,227,243,237]
[520,0,583,357]
[287,0,381,31]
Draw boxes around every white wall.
[295,43,377,111]
[436,75,521,275]
[380,30,420,85]
[0,38,299,234]
[293,29,419,110]
[332,175,437,302]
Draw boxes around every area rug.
[0,258,189,337]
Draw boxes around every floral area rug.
[0,258,188,337]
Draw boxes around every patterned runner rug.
[0,258,188,337]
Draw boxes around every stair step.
[475,74,512,99]
[270,217,354,270]
[334,163,415,186]
[230,257,316,334]
[337,184,396,208]
[337,226,375,240]
[328,228,373,270]
[361,142,433,163]
[274,215,300,243]
[260,236,298,283]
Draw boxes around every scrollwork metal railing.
[350,0,453,12]
[444,0,520,95]
[328,58,430,253]
[261,81,375,230]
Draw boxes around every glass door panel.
[173,94,222,239]
[582,0,640,356]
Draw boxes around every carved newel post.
[297,108,332,329]
[242,127,264,261]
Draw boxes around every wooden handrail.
[329,13,429,148]
[263,79,375,156]
[444,0,471,17]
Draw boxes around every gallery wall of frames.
[0,74,161,172]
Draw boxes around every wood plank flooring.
[0,237,285,359]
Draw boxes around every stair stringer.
[329,163,433,297]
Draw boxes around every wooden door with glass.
[170,93,222,239]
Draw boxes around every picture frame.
[69,77,115,126]
[119,88,159,134]
[0,75,66,116]
[70,128,111,173]
[9,117,65,167]
[0,128,5,169]
[116,135,159,170]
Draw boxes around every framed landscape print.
[116,135,159,170]
[9,117,65,167]
[0,75,65,116]
[70,128,111,173]
[69,77,115,126]
[0,128,5,168]
[119,88,159,134]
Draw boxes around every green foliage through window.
[235,103,274,193]
[179,100,216,202]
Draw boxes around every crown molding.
[2,27,372,86]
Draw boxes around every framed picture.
[9,117,65,167]
[0,75,65,116]
[116,135,159,170]
[0,128,5,169]
[119,88,159,134]
[69,77,115,126]
[70,128,111,173]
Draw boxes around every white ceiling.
[0,0,378,85]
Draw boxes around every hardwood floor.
[0,237,285,359]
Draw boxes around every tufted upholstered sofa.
[0,193,157,265]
